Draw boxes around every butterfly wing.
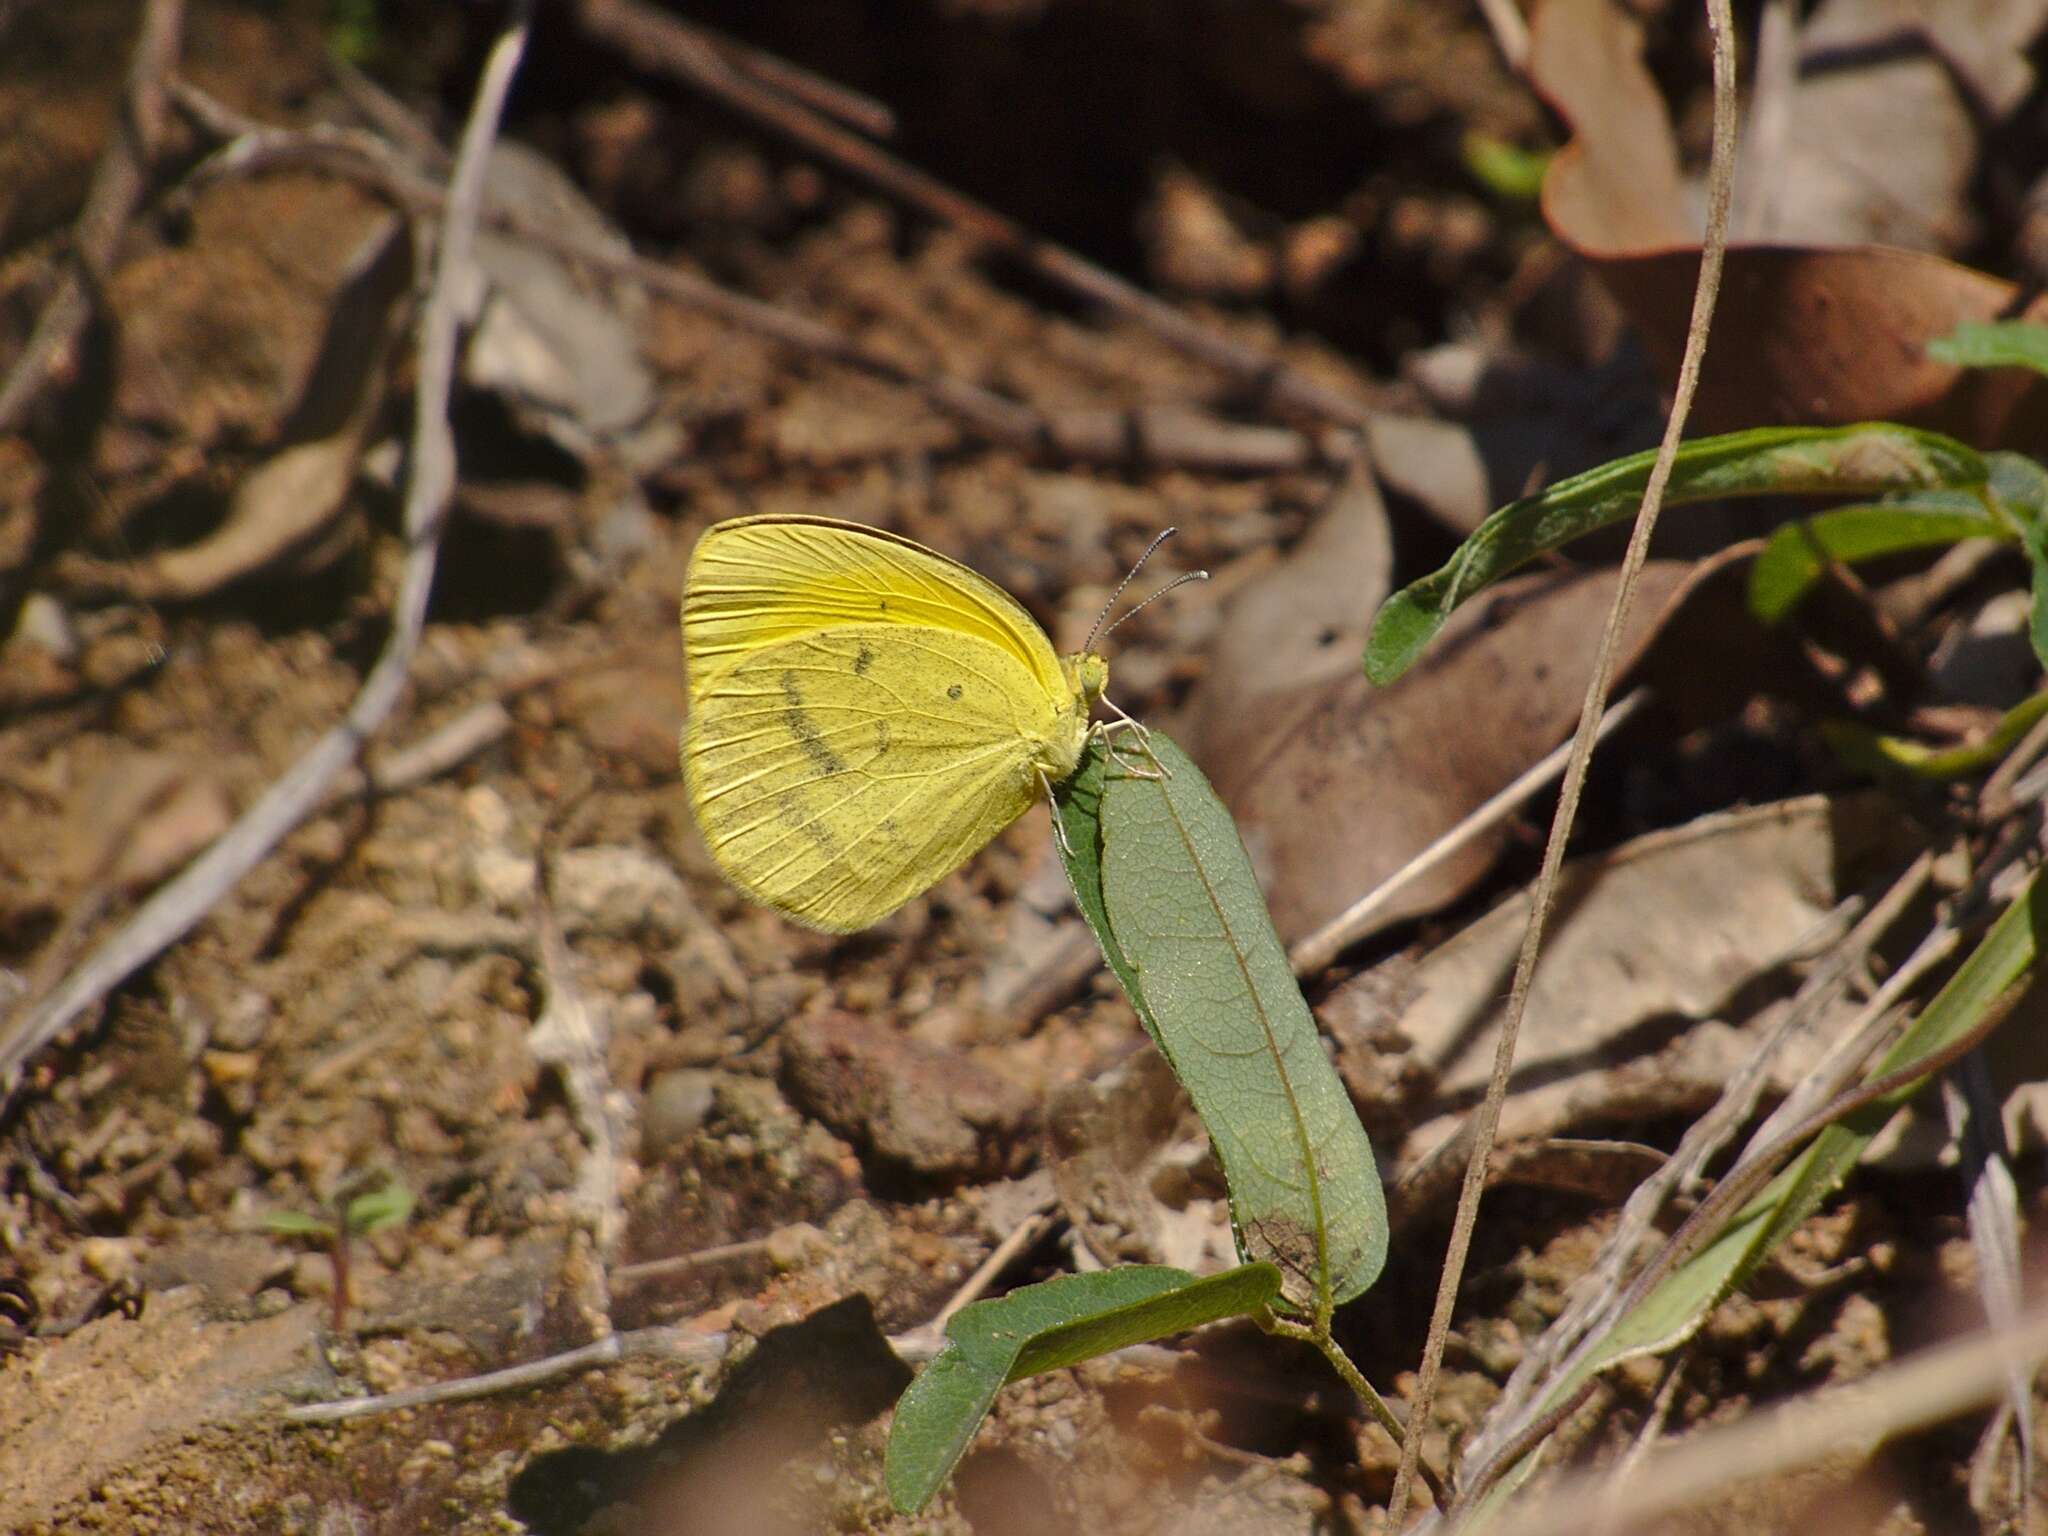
[681,517,1081,931]
[685,624,1049,930]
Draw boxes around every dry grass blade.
[1472,847,1936,1446]
[1943,1058,2036,1530]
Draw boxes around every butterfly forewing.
[683,516,1070,703]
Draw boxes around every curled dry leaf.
[1532,0,2048,444]
[69,219,412,601]
[468,142,672,469]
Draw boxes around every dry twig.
[0,0,184,434]
[0,2,536,1098]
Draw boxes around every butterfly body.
[681,514,1107,931]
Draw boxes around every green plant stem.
[1261,1312,1447,1511]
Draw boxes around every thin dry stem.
[1386,2,1741,1519]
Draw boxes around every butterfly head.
[1063,650,1110,711]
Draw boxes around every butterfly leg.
[1038,766,1077,857]
[1094,701,1166,780]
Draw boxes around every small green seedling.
[265,1175,415,1331]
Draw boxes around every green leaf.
[344,1179,415,1233]
[1747,499,2005,623]
[1748,450,2048,625]
[1991,449,2048,527]
[263,1210,336,1238]
[1057,735,1388,1313]
[1927,320,2048,377]
[2029,533,2048,673]
[1366,424,1988,683]
[885,1263,1281,1514]
[1465,867,2047,1524]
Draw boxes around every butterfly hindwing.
[684,623,1049,930]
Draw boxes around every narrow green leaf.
[1748,499,2005,623]
[1927,319,2048,377]
[263,1210,335,1238]
[1366,424,1988,683]
[1748,450,2047,625]
[1823,692,2048,779]
[2029,537,2048,673]
[1466,867,2046,1524]
[885,1263,1281,1513]
[1059,735,1389,1312]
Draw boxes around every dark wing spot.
[777,791,839,858]
[853,642,875,675]
[779,670,847,778]
[874,719,891,756]
[946,683,963,701]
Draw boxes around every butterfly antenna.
[1101,568,1210,641]
[1086,528,1200,653]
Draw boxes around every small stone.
[780,1012,1034,1183]
[642,1069,718,1159]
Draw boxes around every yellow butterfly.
[680,513,1117,932]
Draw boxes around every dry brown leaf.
[1321,795,1914,1173]
[1532,0,2048,443]
[1186,458,1392,763]
[1203,561,1694,945]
